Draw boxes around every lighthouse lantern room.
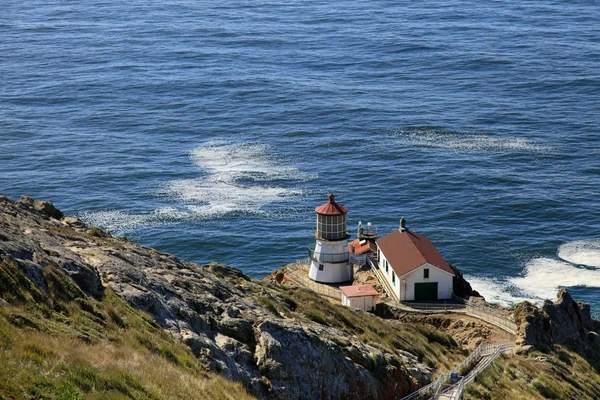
[308,193,352,283]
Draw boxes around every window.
[385,260,389,273]
[319,264,324,271]
[316,214,347,240]
[392,272,395,285]
[424,268,429,279]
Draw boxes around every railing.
[357,225,378,238]
[314,231,351,241]
[367,256,399,302]
[364,266,517,335]
[307,247,349,264]
[286,261,342,300]
[403,302,467,312]
[400,341,514,400]
[400,301,517,335]
[464,302,517,335]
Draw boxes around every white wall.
[402,263,454,301]
[309,239,351,283]
[379,249,453,301]
[377,250,402,299]
[309,261,352,283]
[313,240,348,263]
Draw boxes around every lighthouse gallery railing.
[307,247,349,264]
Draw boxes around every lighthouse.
[308,193,352,283]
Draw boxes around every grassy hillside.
[255,285,464,372]
[463,347,600,399]
[0,257,254,400]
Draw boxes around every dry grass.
[0,258,254,400]
[255,284,465,373]
[463,349,600,400]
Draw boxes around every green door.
[414,282,438,301]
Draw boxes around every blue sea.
[2,0,600,314]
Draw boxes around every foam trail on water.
[465,275,536,307]
[165,140,311,214]
[79,207,189,232]
[80,140,316,232]
[509,257,600,301]
[558,240,600,267]
[389,128,554,153]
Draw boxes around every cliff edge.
[0,195,458,399]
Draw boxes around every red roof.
[339,284,379,298]
[315,193,348,215]
[348,239,375,254]
[376,229,454,277]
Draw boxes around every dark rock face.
[0,195,422,399]
[514,289,600,355]
[18,196,64,220]
[450,264,483,300]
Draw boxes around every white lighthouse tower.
[308,193,352,283]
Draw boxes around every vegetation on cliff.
[0,195,465,399]
[463,348,600,399]
[2,194,600,399]
[0,257,254,400]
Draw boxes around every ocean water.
[2,0,600,314]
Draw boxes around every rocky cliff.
[514,288,600,357]
[0,195,455,399]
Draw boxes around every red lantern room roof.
[315,193,348,215]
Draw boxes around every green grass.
[463,350,600,400]
[0,256,255,400]
[257,296,279,315]
[254,284,463,373]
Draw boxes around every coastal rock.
[450,264,483,300]
[514,288,600,354]
[17,196,64,220]
[0,195,420,399]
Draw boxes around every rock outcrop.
[450,264,483,300]
[0,195,427,399]
[514,289,600,355]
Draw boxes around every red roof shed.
[339,284,379,298]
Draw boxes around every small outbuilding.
[348,238,375,266]
[376,218,454,302]
[339,284,378,311]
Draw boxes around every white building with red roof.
[376,218,454,301]
[308,193,353,283]
[339,284,378,311]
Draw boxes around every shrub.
[87,227,104,237]
[257,297,279,314]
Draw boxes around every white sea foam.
[166,141,310,214]
[468,240,600,307]
[390,129,554,153]
[79,207,190,232]
[466,275,537,307]
[558,240,600,267]
[509,256,600,301]
[80,141,315,232]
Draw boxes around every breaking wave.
[466,275,536,307]
[468,240,600,306]
[558,240,600,267]
[509,256,600,301]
